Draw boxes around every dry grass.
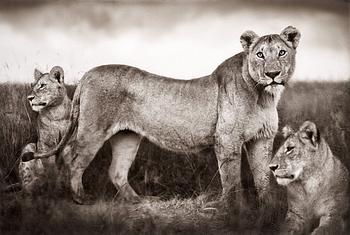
[1,192,267,235]
[0,81,349,234]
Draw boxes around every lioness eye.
[39,83,46,89]
[256,52,264,59]
[279,50,286,57]
[286,146,294,153]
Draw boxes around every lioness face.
[28,66,66,112]
[270,134,305,185]
[240,26,300,96]
[270,121,320,186]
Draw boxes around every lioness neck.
[289,141,335,199]
[39,95,71,123]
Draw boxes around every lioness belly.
[82,65,219,152]
[132,103,217,152]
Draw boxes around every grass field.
[0,81,349,234]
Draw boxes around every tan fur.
[270,121,349,234]
[19,66,71,195]
[30,26,301,205]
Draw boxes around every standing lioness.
[270,121,349,234]
[25,26,301,206]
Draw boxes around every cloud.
[0,0,348,83]
[0,0,347,34]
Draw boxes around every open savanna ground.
[1,81,349,234]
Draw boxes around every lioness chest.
[243,106,279,141]
[37,118,70,150]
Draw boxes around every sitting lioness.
[270,121,349,234]
[24,26,301,206]
[19,66,71,195]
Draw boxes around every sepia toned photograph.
[0,0,349,234]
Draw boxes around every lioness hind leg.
[109,131,141,202]
[70,130,107,204]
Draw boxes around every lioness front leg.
[246,137,282,226]
[311,215,344,235]
[215,134,245,209]
[245,138,276,214]
[38,143,61,194]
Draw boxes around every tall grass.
[0,81,349,234]
[0,83,37,186]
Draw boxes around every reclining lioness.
[270,121,349,234]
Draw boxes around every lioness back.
[81,64,219,152]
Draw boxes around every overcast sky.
[0,0,349,83]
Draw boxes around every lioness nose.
[269,164,279,172]
[27,95,35,101]
[265,71,281,79]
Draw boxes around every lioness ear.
[34,68,43,81]
[240,30,259,51]
[50,66,64,84]
[299,121,320,147]
[282,125,294,139]
[280,26,301,49]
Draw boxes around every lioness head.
[28,66,67,112]
[240,26,301,96]
[269,121,321,186]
